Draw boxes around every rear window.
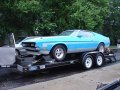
[59,30,74,36]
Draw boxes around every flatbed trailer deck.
[0,51,117,73]
[16,51,116,73]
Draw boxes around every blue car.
[22,30,110,61]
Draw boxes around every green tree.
[69,0,109,31]
[1,0,119,45]
[103,0,120,44]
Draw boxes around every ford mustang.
[22,30,110,61]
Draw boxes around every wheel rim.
[15,51,19,56]
[85,57,92,68]
[55,48,64,59]
[99,45,104,53]
[97,56,103,66]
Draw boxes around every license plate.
[40,65,45,69]
[29,66,37,71]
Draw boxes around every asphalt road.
[0,50,120,90]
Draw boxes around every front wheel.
[51,45,67,61]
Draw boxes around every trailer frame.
[0,51,117,73]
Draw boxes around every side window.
[77,31,94,38]
[85,32,94,37]
[77,31,84,37]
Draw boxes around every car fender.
[40,42,67,54]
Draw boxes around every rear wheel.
[97,43,105,53]
[51,45,67,61]
[82,54,93,70]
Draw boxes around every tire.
[97,43,105,53]
[95,53,104,67]
[82,54,93,70]
[51,45,67,61]
[15,49,20,56]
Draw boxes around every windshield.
[16,37,39,44]
[16,37,26,44]
[59,30,74,36]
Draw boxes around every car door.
[0,33,16,66]
[75,31,98,51]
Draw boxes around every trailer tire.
[95,53,104,67]
[82,54,93,70]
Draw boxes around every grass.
[110,45,117,49]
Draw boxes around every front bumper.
[24,47,49,56]
[24,47,41,55]
[26,51,41,55]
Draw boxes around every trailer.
[0,33,117,73]
[0,51,116,73]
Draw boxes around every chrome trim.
[67,48,96,53]
[24,47,40,51]
[41,42,97,46]
[41,51,49,54]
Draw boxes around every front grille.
[22,42,36,48]
[22,42,40,53]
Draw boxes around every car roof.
[66,29,92,33]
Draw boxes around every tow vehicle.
[0,33,117,73]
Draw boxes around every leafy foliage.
[103,0,120,44]
[70,0,109,31]
[0,0,119,44]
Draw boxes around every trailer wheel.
[82,54,93,69]
[95,53,104,67]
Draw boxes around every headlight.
[31,43,35,47]
[22,43,26,47]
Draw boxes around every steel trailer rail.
[0,51,117,73]
[15,51,116,73]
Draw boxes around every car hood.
[23,36,72,43]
